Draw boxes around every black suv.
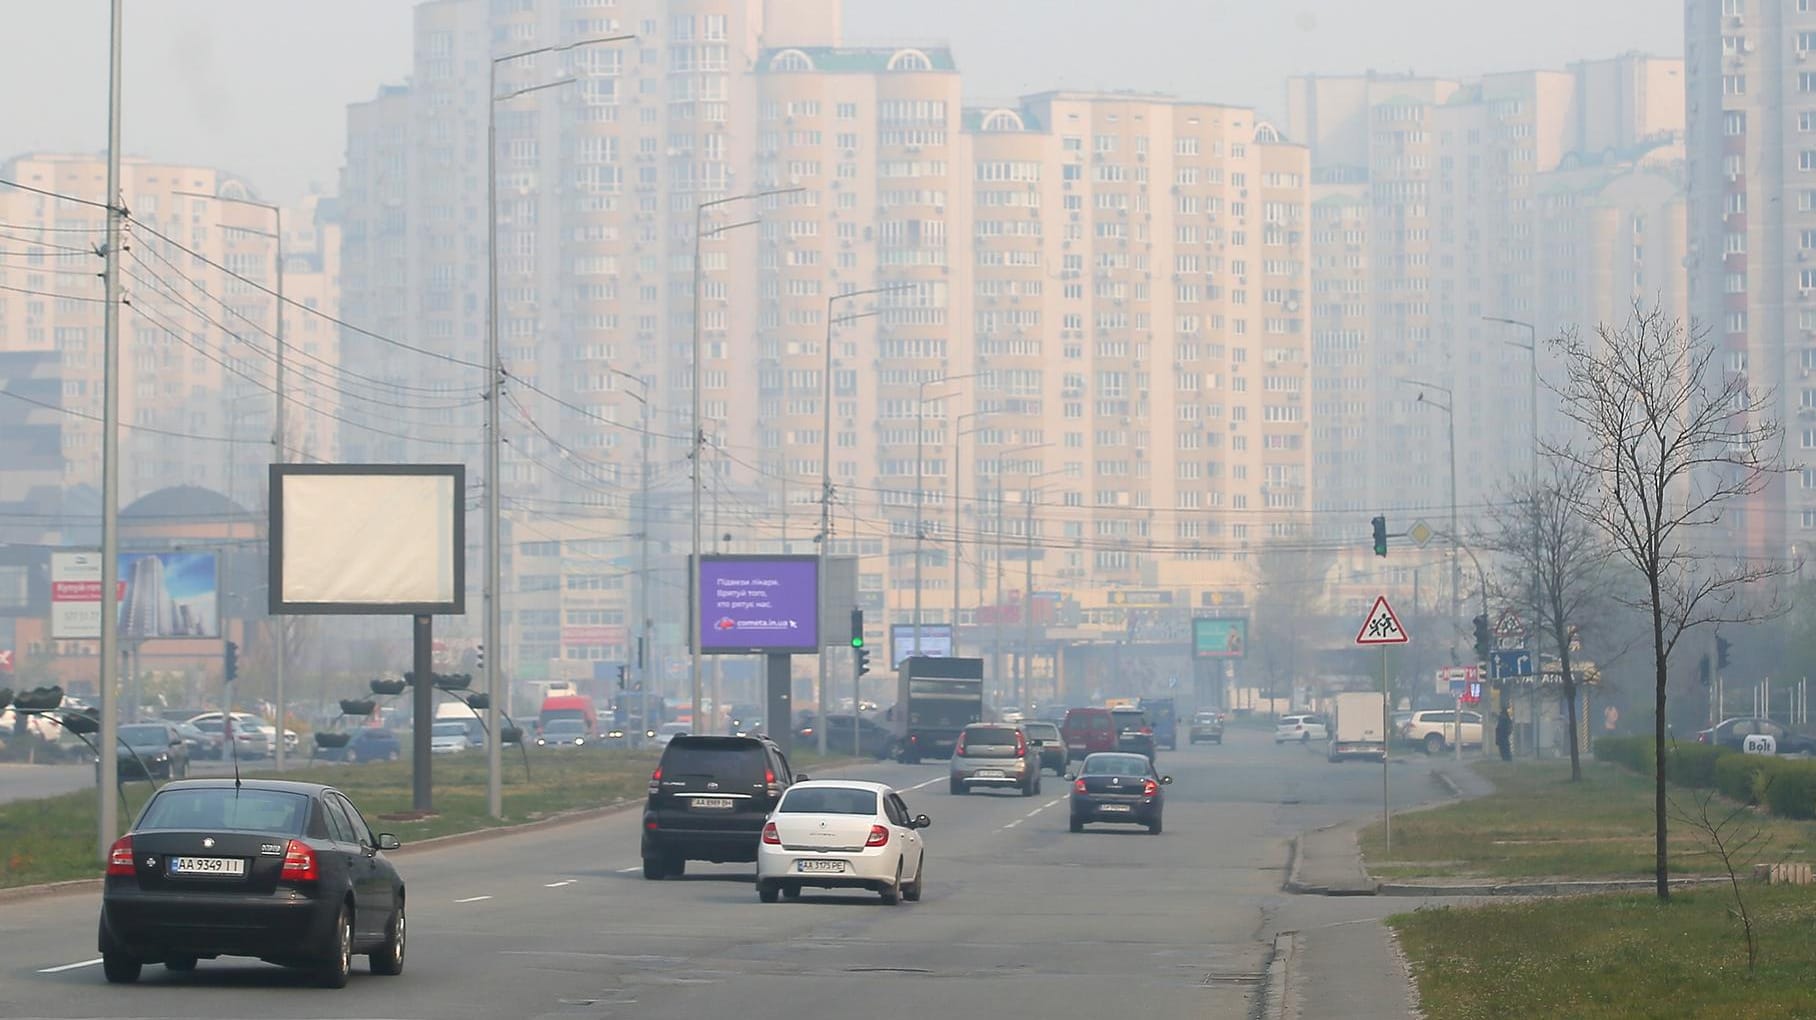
[641,735,802,879]
[1111,709,1157,761]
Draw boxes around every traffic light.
[850,608,865,648]
[1371,516,1388,557]
[1698,654,1712,687]
[616,665,628,690]
[856,647,871,676]
[475,643,484,670]
[1717,635,1732,671]
[1472,615,1492,661]
[224,641,239,684]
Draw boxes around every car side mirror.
[795,773,810,783]
[377,833,401,851]
[1160,776,1174,785]
[913,814,932,829]
[1063,772,1077,782]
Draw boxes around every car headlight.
[536,738,546,746]
[574,737,585,745]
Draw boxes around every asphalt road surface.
[0,729,1447,1019]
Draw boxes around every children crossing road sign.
[1355,595,1410,645]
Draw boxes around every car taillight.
[1074,778,1087,794]
[766,768,781,796]
[648,767,662,795]
[106,835,134,876]
[280,839,318,882]
[1141,726,1152,735]
[1142,779,1158,797]
[1013,731,1027,757]
[1697,732,1710,744]
[865,824,889,847]
[761,821,781,845]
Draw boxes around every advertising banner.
[1191,617,1247,659]
[890,623,954,667]
[695,555,819,654]
[52,551,219,640]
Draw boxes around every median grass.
[1391,886,1816,1019]
[1359,761,1816,881]
[0,748,660,890]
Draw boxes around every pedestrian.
[1495,705,1513,761]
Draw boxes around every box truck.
[1328,691,1387,762]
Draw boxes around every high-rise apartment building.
[0,154,341,513]
[1686,0,1812,562]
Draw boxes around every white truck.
[1328,691,1387,762]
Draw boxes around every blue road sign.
[1491,649,1533,678]
[1449,679,1469,695]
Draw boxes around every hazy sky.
[0,0,1680,205]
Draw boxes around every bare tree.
[1477,461,1617,782]
[1249,539,1335,711]
[1549,305,1790,901]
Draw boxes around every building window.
[1722,0,1743,14]
[1801,72,1816,93]
[1724,111,1746,135]
[1723,75,1747,96]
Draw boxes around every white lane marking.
[616,865,642,874]
[454,895,493,903]
[902,776,943,792]
[544,879,576,888]
[1004,819,1022,829]
[37,958,102,974]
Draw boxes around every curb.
[0,878,100,904]
[1260,930,1299,1020]
[1282,821,1380,896]
[1429,768,1463,798]
[1376,875,1733,898]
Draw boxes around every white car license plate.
[975,769,1004,778]
[1097,804,1132,813]
[797,859,847,874]
[690,797,734,809]
[169,856,245,876]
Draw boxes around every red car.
[1061,708,1117,761]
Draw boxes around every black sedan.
[1695,717,1816,755]
[103,723,190,781]
[1068,752,1172,835]
[99,779,406,988]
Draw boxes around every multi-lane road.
[0,728,1451,1020]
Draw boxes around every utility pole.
[487,32,634,818]
[912,372,978,657]
[610,368,652,744]
[953,410,986,656]
[97,0,124,861]
[1023,488,1035,708]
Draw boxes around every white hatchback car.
[1274,714,1330,744]
[756,780,929,905]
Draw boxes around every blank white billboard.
[269,465,465,615]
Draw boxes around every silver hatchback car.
[948,723,1041,796]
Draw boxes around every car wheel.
[665,856,686,878]
[1149,818,1163,835]
[757,882,780,904]
[949,779,964,795]
[903,860,924,902]
[102,951,141,984]
[317,906,352,988]
[1213,736,1222,744]
[783,884,802,900]
[164,956,197,973]
[369,902,405,976]
[879,863,901,906]
[642,857,664,880]
[1424,734,1445,755]
[1069,817,1084,833]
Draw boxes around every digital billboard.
[51,551,220,640]
[695,555,819,654]
[890,623,953,667]
[1191,617,1247,660]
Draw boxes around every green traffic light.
[851,636,864,648]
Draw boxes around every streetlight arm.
[493,34,637,67]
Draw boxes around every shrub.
[1761,759,1816,820]
[1666,744,1729,789]
[1593,735,1653,772]
[1715,753,1778,805]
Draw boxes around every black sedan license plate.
[169,856,245,876]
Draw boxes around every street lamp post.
[610,368,652,743]
[953,410,989,656]
[913,372,981,657]
[173,189,286,770]
[1402,379,1459,653]
[1019,472,1064,707]
[990,442,1052,703]
[488,33,634,818]
[819,284,908,755]
[689,186,803,733]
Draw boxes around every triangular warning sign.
[1355,594,1410,645]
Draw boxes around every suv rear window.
[965,727,1019,746]
[779,787,877,815]
[1112,711,1147,731]
[660,737,769,785]
[1022,722,1060,739]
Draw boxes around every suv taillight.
[765,768,780,797]
[1013,731,1027,757]
[281,839,318,882]
[1142,779,1158,797]
[761,821,780,845]
[106,835,134,876]
[1074,778,1087,794]
[954,734,967,756]
[648,767,662,796]
[865,824,889,847]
